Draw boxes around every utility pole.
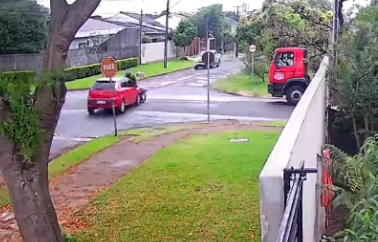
[139,8,143,65]
[163,0,170,68]
[234,6,240,58]
[332,0,339,66]
[206,18,210,123]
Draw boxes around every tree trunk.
[0,0,102,241]
[0,149,62,242]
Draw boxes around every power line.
[170,0,184,10]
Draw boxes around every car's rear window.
[92,81,115,90]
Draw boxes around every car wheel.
[286,85,305,106]
[194,65,199,70]
[87,107,95,115]
[119,100,126,113]
[134,94,140,106]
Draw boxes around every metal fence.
[276,161,317,242]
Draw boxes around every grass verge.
[65,60,194,90]
[74,130,280,242]
[212,72,268,97]
[0,125,198,208]
[261,120,287,127]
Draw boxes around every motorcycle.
[138,88,147,104]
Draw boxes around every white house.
[69,18,124,49]
[155,12,193,30]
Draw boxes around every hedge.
[0,57,139,83]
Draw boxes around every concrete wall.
[141,40,175,64]
[0,28,139,72]
[259,56,329,242]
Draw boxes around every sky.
[37,0,264,17]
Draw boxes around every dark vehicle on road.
[194,50,221,69]
[267,47,311,105]
[87,76,144,115]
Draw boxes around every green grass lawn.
[65,60,193,90]
[212,73,268,97]
[74,130,280,242]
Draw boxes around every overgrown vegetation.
[236,0,332,78]
[0,71,42,163]
[323,136,378,241]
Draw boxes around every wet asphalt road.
[51,57,294,158]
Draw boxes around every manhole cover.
[229,138,249,143]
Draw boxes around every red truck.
[267,47,311,105]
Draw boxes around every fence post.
[283,168,292,207]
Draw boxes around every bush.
[0,70,35,82]
[178,56,189,61]
[322,137,378,241]
[117,57,138,70]
[243,54,269,82]
[0,57,139,83]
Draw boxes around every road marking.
[53,136,93,142]
[146,95,253,102]
[178,74,200,81]
[141,74,201,88]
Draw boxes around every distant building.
[154,12,193,30]
[70,17,124,49]
[69,12,168,49]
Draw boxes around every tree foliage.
[172,19,197,48]
[0,0,49,54]
[191,4,230,41]
[237,0,332,61]
[331,6,378,150]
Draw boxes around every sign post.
[249,45,256,82]
[101,56,118,136]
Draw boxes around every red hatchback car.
[87,77,140,115]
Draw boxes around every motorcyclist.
[125,72,137,87]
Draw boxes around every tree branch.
[274,1,332,31]
[64,0,102,36]
[50,0,69,13]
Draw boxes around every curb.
[67,66,193,92]
[211,84,271,99]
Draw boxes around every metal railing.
[276,161,317,242]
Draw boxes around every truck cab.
[267,47,311,105]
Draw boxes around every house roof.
[154,12,192,30]
[120,11,165,27]
[103,18,165,34]
[107,13,166,33]
[75,17,125,38]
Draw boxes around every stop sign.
[101,56,118,78]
